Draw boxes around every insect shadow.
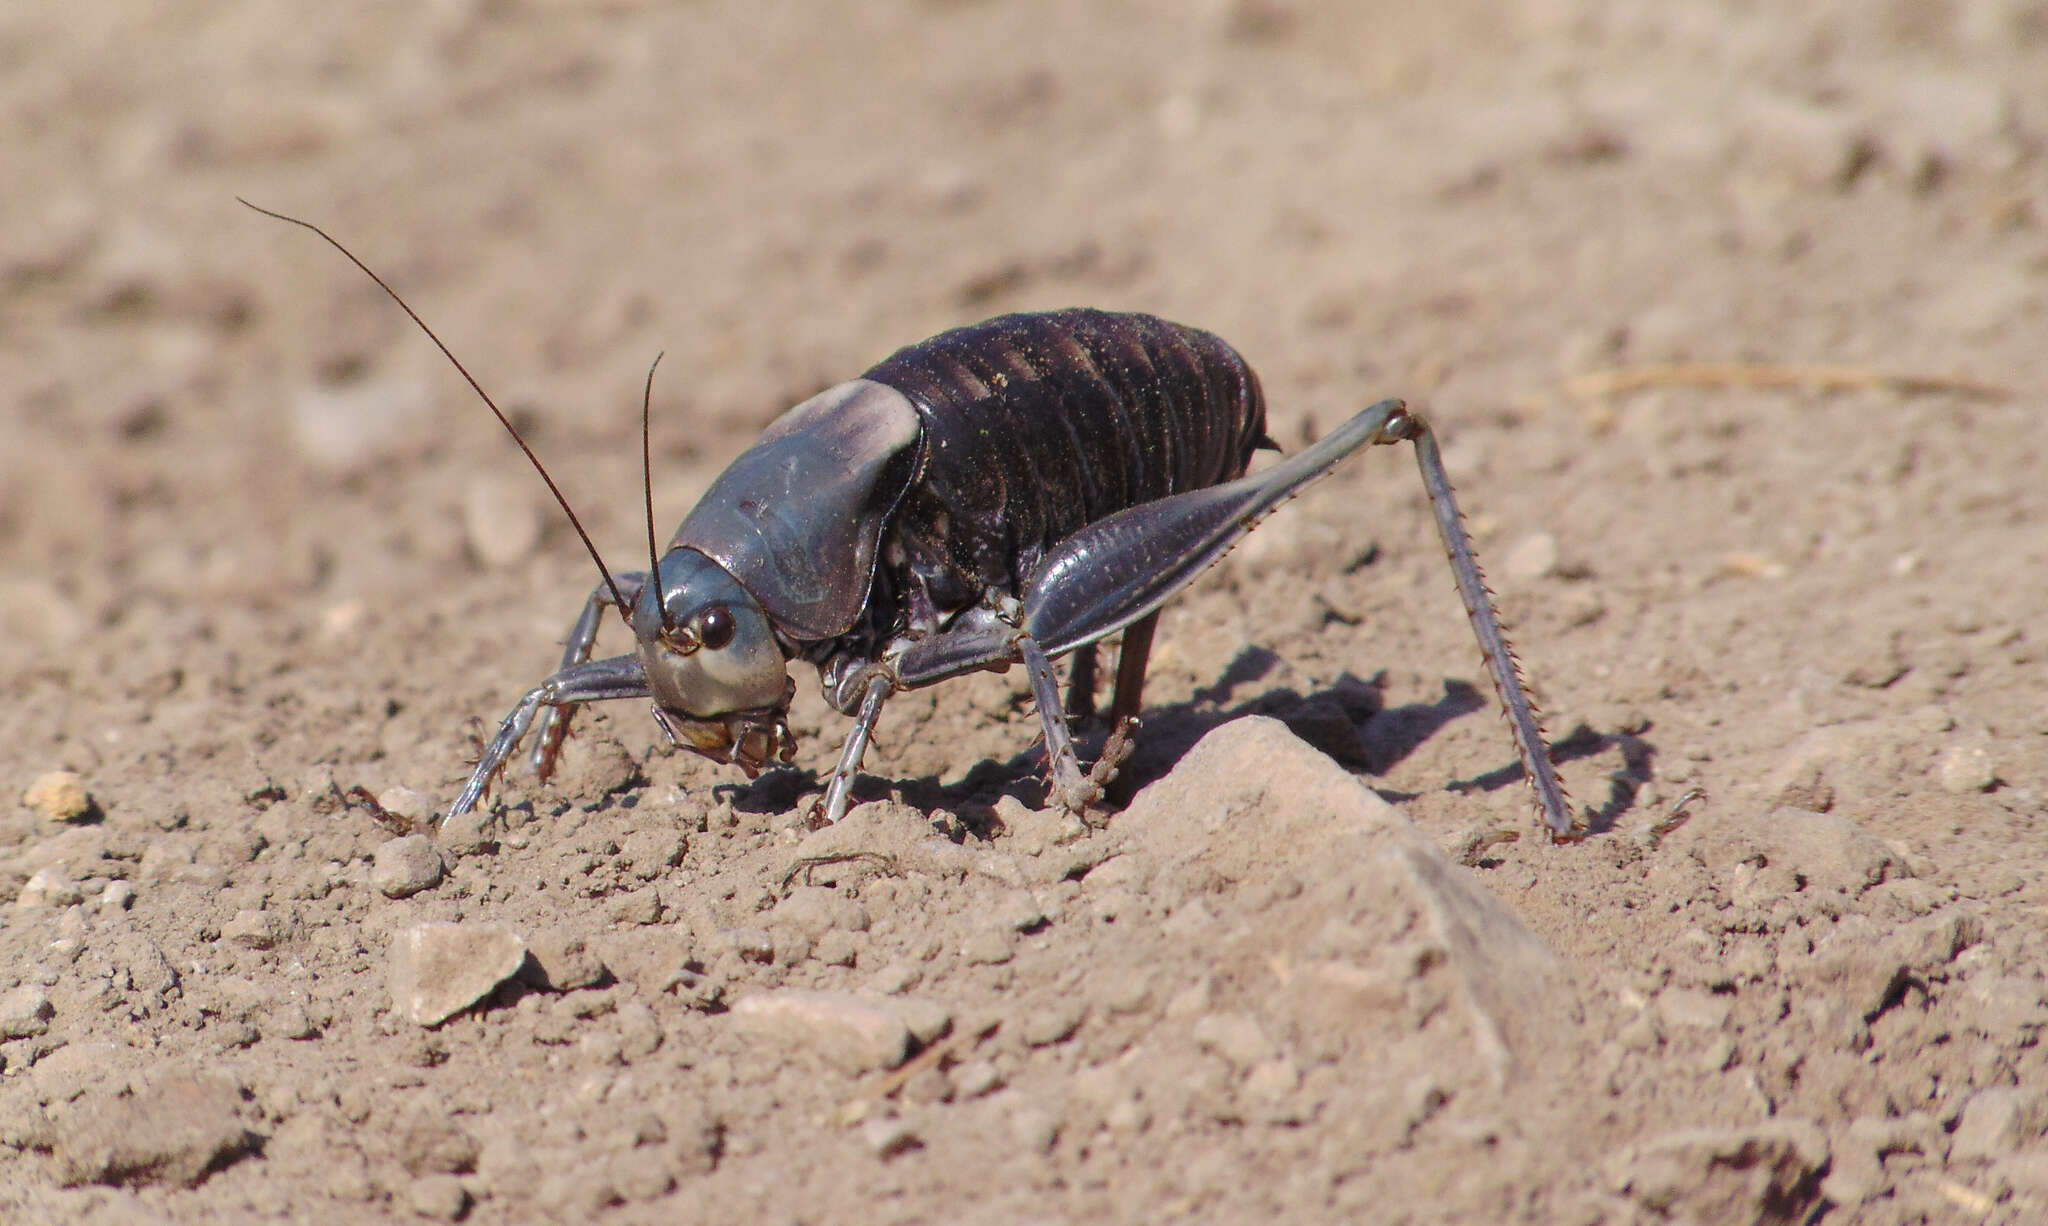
[711,643,1628,832]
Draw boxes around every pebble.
[1008,1103,1060,1154]
[861,1114,922,1159]
[462,472,546,569]
[770,888,871,938]
[371,835,444,899]
[388,923,528,1026]
[287,375,433,475]
[953,1059,1003,1098]
[98,880,136,912]
[523,930,609,992]
[222,909,285,950]
[22,771,94,822]
[1950,1088,2048,1162]
[730,990,913,1074]
[1655,988,1731,1032]
[1502,531,1560,579]
[1613,1119,1828,1221]
[1020,1000,1086,1048]
[1192,1012,1276,1068]
[884,997,954,1046]
[377,785,435,823]
[0,985,55,1038]
[1939,743,1997,794]
[406,1174,470,1221]
[17,866,83,908]
[961,923,1015,966]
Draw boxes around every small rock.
[406,1174,469,1221]
[371,835,444,899]
[953,1059,1003,1098]
[377,786,435,824]
[0,985,55,1038]
[222,909,286,950]
[769,888,870,939]
[861,1114,921,1159]
[961,924,1014,966]
[524,930,609,992]
[1503,531,1559,579]
[1939,743,1997,794]
[1009,1103,1059,1154]
[52,1071,256,1188]
[619,829,686,881]
[264,1001,319,1040]
[23,771,94,822]
[711,928,775,963]
[97,880,136,912]
[883,997,954,1046]
[463,472,546,569]
[400,1117,480,1177]
[1021,1000,1086,1048]
[1950,1088,2048,1163]
[17,865,83,908]
[1614,1119,1828,1223]
[388,923,528,1026]
[607,887,663,926]
[1193,1013,1276,1068]
[730,990,913,1074]
[814,930,859,967]
[1656,988,1732,1031]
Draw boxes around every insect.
[249,202,1576,839]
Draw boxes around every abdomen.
[863,309,1270,626]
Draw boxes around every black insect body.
[247,202,1572,838]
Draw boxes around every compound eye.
[696,605,735,651]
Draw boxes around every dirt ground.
[4,1,2046,1222]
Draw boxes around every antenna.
[643,352,667,624]
[240,199,631,621]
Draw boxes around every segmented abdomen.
[862,309,1270,627]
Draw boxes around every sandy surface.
[4,2,2047,1222]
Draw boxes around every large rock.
[52,1071,258,1188]
[1116,716,1565,1086]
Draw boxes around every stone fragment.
[23,771,94,822]
[51,1071,257,1187]
[406,1174,469,1221]
[371,835,444,899]
[463,472,545,569]
[882,997,953,1046]
[1668,806,1908,896]
[861,1114,921,1159]
[0,985,54,1038]
[961,923,1015,966]
[222,909,285,950]
[98,880,136,912]
[769,888,871,939]
[388,923,528,1026]
[730,990,913,1074]
[1938,743,1997,793]
[524,930,609,992]
[17,865,83,908]
[1020,999,1086,1048]
[1503,531,1559,579]
[1656,988,1731,1031]
[1193,1013,1277,1069]
[399,1118,480,1176]
[1950,1088,2048,1163]
[1613,1119,1828,1224]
